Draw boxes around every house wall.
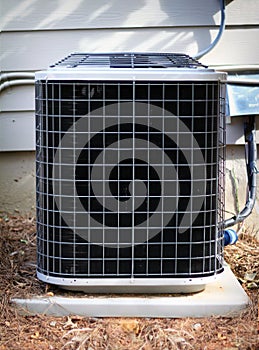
[0,151,35,213]
[1,0,259,233]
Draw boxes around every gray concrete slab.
[12,265,250,318]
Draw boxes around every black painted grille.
[36,77,225,279]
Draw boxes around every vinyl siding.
[2,0,259,31]
[1,0,259,151]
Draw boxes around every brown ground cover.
[0,214,258,349]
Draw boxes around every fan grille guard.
[50,52,207,69]
[35,54,226,284]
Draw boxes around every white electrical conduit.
[222,79,259,86]
[0,72,35,82]
[193,0,225,59]
[211,65,259,72]
[1,76,258,94]
[0,64,258,94]
[0,79,35,93]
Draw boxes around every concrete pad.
[12,265,250,318]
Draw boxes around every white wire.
[193,0,225,60]
[211,65,259,72]
[0,72,35,82]
[0,79,34,93]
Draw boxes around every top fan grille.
[50,53,207,69]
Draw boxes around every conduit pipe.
[0,72,35,82]
[0,79,35,93]
[224,115,258,228]
[193,0,225,59]
[211,65,259,72]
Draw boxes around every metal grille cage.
[50,53,207,69]
[35,53,226,292]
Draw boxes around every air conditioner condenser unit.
[35,53,227,293]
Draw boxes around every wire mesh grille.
[50,53,207,69]
[36,79,225,279]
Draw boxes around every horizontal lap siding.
[0,112,35,151]
[1,0,259,150]
[0,0,228,30]
[1,28,259,73]
[2,0,259,31]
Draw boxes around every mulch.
[0,213,258,350]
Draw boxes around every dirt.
[0,214,258,350]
